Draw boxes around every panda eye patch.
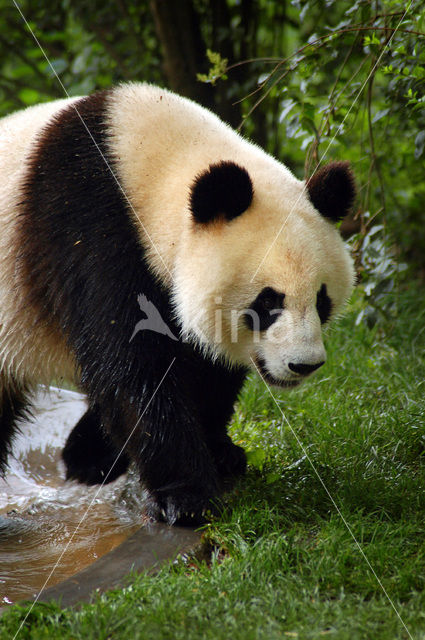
[244,287,285,331]
[316,283,333,324]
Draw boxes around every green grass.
[2,283,425,640]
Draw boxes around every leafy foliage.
[197,50,228,85]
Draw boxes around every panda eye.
[261,294,276,311]
[257,287,285,313]
[316,283,333,324]
[244,287,285,331]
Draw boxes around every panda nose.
[288,361,325,376]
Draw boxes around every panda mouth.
[254,356,301,389]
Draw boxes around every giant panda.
[0,83,355,524]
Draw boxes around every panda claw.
[145,481,218,526]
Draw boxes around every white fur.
[0,98,79,388]
[0,84,354,389]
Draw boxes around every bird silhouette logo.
[130,294,178,342]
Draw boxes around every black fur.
[0,377,30,474]
[62,405,130,485]
[307,161,356,223]
[190,161,253,224]
[244,287,285,332]
[17,92,247,524]
[316,283,333,324]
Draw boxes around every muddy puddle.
[0,388,143,606]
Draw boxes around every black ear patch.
[190,161,253,224]
[307,161,356,223]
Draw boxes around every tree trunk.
[150,0,215,110]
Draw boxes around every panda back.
[0,98,80,383]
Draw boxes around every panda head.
[173,159,356,388]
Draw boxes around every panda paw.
[62,415,130,486]
[209,438,247,481]
[144,484,218,526]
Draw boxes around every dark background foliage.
[1,0,424,315]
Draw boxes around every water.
[0,388,142,605]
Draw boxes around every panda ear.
[306,161,356,223]
[190,161,254,224]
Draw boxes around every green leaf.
[197,49,228,86]
[18,88,42,105]
[364,33,380,47]
[246,448,267,471]
[266,472,281,485]
[44,58,67,77]
[414,131,425,159]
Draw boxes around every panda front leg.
[206,432,248,483]
[188,357,248,484]
[114,386,221,525]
